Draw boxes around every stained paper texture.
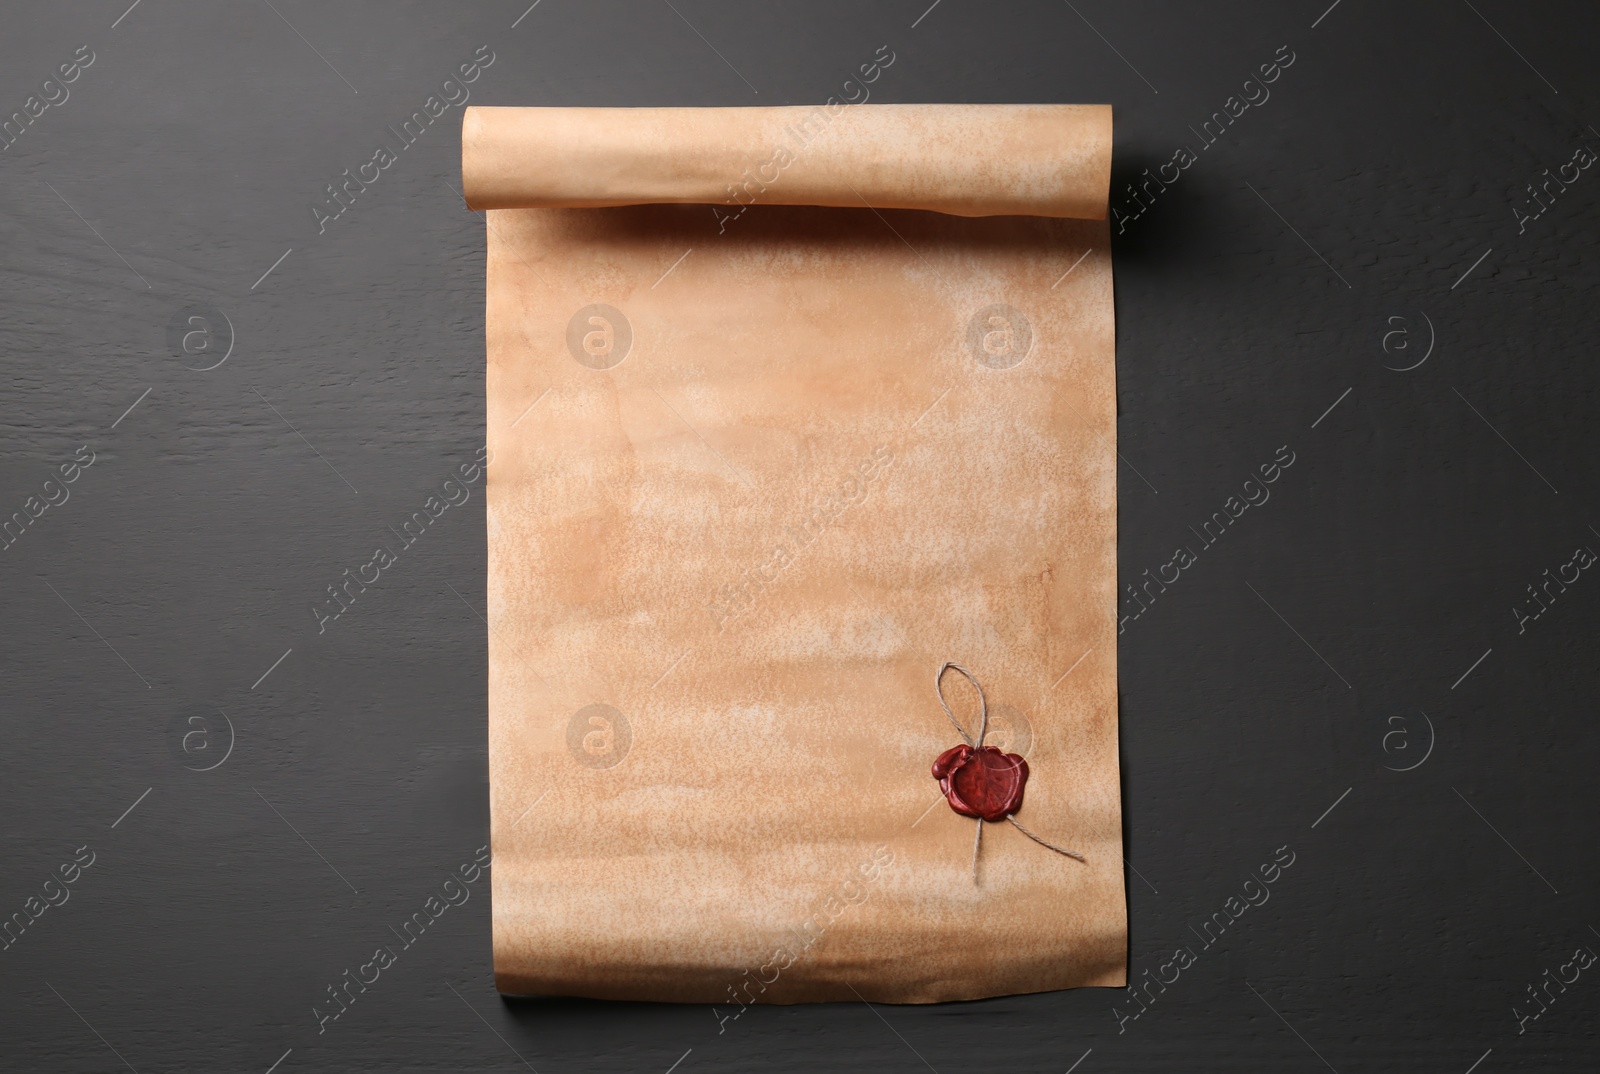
[463,104,1124,1003]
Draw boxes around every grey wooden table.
[2,1,1596,1070]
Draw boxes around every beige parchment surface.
[466,104,1124,1004]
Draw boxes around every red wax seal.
[932,744,1028,822]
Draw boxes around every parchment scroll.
[463,103,1124,1003]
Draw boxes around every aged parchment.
[464,104,1124,1003]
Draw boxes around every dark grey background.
[2,0,1596,1071]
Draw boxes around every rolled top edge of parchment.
[460,104,1111,219]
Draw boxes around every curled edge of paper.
[460,104,1111,220]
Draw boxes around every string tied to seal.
[931,661,1086,882]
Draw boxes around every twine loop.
[935,662,988,749]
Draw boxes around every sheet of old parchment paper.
[463,104,1123,1004]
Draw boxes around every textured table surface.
[1,1,1596,1071]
